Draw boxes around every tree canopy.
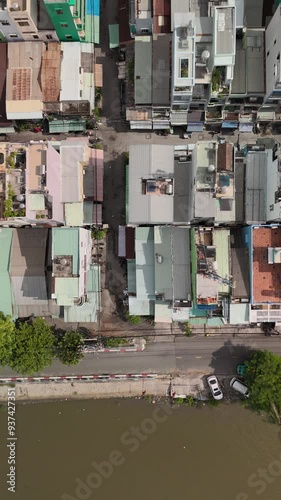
[56,331,84,366]
[245,350,281,417]
[9,318,55,375]
[0,312,15,366]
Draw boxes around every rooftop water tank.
[201,50,210,62]
[207,164,215,173]
[16,194,25,202]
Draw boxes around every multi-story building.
[43,0,100,44]
[260,3,281,122]
[5,41,95,121]
[0,0,58,42]
[0,138,104,227]
[0,226,100,322]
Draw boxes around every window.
[60,22,68,27]
[76,23,83,30]
[180,59,189,78]
[65,34,73,39]
[46,34,53,39]
[55,8,64,14]
[267,50,270,57]
[0,20,10,26]
[9,34,18,38]
[33,34,39,39]
[18,21,29,26]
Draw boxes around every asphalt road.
[1,336,281,378]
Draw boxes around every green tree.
[0,312,15,366]
[56,331,84,366]
[10,318,55,375]
[245,351,281,417]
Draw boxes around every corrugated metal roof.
[41,42,61,103]
[0,228,13,316]
[172,227,191,299]
[83,202,102,225]
[65,203,84,227]
[217,143,234,172]
[245,151,267,223]
[7,42,43,103]
[135,226,155,299]
[52,227,80,275]
[127,260,137,294]
[87,264,100,293]
[128,144,175,224]
[152,34,171,105]
[213,229,230,294]
[135,36,152,104]
[109,24,119,48]
[49,119,86,133]
[154,226,173,300]
[84,149,104,202]
[61,143,84,203]
[60,43,81,101]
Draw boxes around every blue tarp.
[187,122,204,132]
[222,121,238,129]
[86,0,100,16]
[239,122,253,132]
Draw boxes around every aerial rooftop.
[252,226,281,303]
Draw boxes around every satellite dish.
[207,164,215,173]
[11,2,19,9]
[201,50,210,62]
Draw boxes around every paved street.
[1,336,281,378]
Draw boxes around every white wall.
[0,11,23,41]
[266,148,281,222]
[265,5,281,101]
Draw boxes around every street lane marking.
[176,356,182,359]
[195,356,202,359]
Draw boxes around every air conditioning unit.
[181,40,189,49]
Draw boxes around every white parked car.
[207,375,223,400]
[230,377,249,398]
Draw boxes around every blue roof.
[86,0,100,16]
[187,122,204,132]
[222,121,238,128]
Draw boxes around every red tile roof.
[253,227,281,303]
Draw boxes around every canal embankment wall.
[0,375,205,402]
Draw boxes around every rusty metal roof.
[217,143,234,172]
[12,68,31,101]
[41,43,61,103]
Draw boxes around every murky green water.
[0,399,281,500]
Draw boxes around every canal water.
[0,399,281,500]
